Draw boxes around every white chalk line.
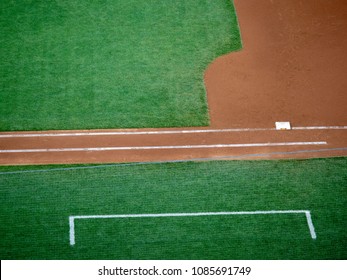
[0,126,346,138]
[305,211,317,239]
[292,126,347,130]
[69,210,317,246]
[0,141,327,153]
[0,128,271,138]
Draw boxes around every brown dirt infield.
[0,0,346,165]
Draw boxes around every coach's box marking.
[69,210,317,246]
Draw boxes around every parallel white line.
[71,210,309,220]
[0,128,272,138]
[293,126,347,130]
[0,126,346,138]
[0,141,327,153]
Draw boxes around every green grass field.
[1,157,346,260]
[0,0,241,131]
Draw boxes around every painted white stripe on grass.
[69,210,316,246]
[305,211,317,239]
[69,216,75,247]
[0,126,346,138]
[0,142,327,153]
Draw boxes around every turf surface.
[0,157,346,259]
[0,0,241,131]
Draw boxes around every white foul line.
[0,128,271,138]
[69,210,317,246]
[0,142,327,153]
[0,126,346,138]
[293,126,347,130]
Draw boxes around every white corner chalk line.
[69,216,75,247]
[0,142,327,153]
[69,210,317,246]
[0,126,346,138]
[305,211,317,239]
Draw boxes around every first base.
[275,122,291,130]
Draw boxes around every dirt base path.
[1,0,346,165]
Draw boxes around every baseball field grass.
[0,0,241,131]
[1,157,346,259]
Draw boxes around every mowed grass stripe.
[0,157,346,259]
[0,0,241,131]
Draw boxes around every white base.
[275,122,291,130]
